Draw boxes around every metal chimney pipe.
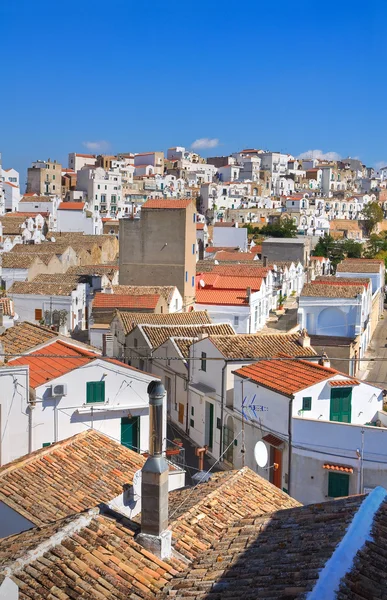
[140,380,170,545]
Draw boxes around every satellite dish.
[254,441,268,468]
[199,279,205,288]
[132,469,142,498]
[51,237,56,243]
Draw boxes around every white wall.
[57,208,98,234]
[28,360,158,456]
[213,226,248,250]
[0,365,30,465]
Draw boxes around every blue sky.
[1,0,386,180]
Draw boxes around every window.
[192,243,195,255]
[52,185,55,190]
[185,271,188,282]
[86,381,105,403]
[302,397,312,411]
[134,338,138,348]
[234,316,239,326]
[35,308,43,321]
[97,184,100,190]
[191,406,194,416]
[52,175,55,180]
[192,275,195,287]
[193,213,196,223]
[328,472,349,498]
[42,442,52,448]
[201,352,207,372]
[190,418,194,428]
[175,298,178,310]
[330,388,352,423]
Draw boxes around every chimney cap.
[147,380,165,398]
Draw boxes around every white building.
[260,152,289,192]
[57,202,102,234]
[231,356,384,504]
[3,183,20,212]
[8,280,88,334]
[298,279,372,362]
[1,339,160,464]
[68,152,97,172]
[77,166,122,216]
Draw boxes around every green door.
[328,472,349,497]
[205,402,214,450]
[121,417,139,452]
[330,388,352,423]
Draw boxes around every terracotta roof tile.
[234,357,340,396]
[301,282,366,298]
[0,321,58,356]
[58,202,85,210]
[115,310,212,334]
[207,333,317,358]
[200,274,263,291]
[1,253,41,269]
[93,292,160,309]
[330,379,359,386]
[323,463,354,473]
[214,250,256,262]
[8,281,78,296]
[196,288,250,305]
[142,323,235,350]
[337,260,382,273]
[0,298,14,317]
[112,285,176,302]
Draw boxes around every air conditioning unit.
[52,384,67,397]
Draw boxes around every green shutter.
[328,472,349,498]
[302,397,312,411]
[42,442,52,448]
[330,388,352,423]
[86,381,105,403]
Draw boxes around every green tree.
[341,239,362,258]
[361,202,384,236]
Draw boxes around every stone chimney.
[138,380,171,559]
[298,328,311,348]
[319,352,331,369]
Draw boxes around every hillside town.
[1,145,387,598]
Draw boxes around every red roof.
[8,339,149,387]
[212,265,270,277]
[198,273,263,291]
[142,199,194,210]
[58,202,85,211]
[9,340,97,388]
[250,245,262,254]
[196,223,205,230]
[234,357,341,396]
[3,212,49,218]
[195,289,250,306]
[22,193,36,197]
[93,293,160,309]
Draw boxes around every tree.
[341,239,362,258]
[361,202,384,236]
[312,234,344,270]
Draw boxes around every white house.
[186,332,318,460]
[3,339,162,464]
[231,356,384,504]
[77,166,122,216]
[57,202,102,234]
[8,280,88,334]
[212,222,248,251]
[298,278,372,359]
[68,152,97,172]
[3,182,20,213]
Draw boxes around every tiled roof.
[301,283,366,298]
[213,221,235,227]
[112,285,176,302]
[212,264,271,277]
[337,261,382,273]
[8,339,97,387]
[31,273,81,285]
[20,195,52,202]
[0,297,14,317]
[196,288,250,305]
[142,199,194,209]
[205,246,240,253]
[8,281,78,296]
[116,310,212,334]
[141,323,235,350]
[165,494,365,599]
[200,274,263,291]
[250,244,262,254]
[58,201,85,210]
[323,463,354,473]
[234,357,340,396]
[93,292,160,309]
[0,321,58,356]
[2,211,49,218]
[0,429,146,526]
[196,222,205,230]
[330,379,359,386]
[313,276,370,288]
[67,264,118,279]
[1,253,40,269]
[214,250,256,262]
[170,336,196,358]
[207,333,317,358]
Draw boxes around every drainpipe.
[219,360,227,461]
[28,388,35,454]
[287,394,294,496]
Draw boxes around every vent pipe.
[138,380,171,558]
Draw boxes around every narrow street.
[360,308,387,387]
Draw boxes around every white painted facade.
[9,283,88,334]
[77,167,122,216]
[0,365,30,465]
[68,153,97,172]
[3,183,20,212]
[212,224,248,251]
[57,205,102,234]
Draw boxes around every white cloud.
[191,137,219,150]
[82,140,110,151]
[375,160,387,171]
[297,149,341,161]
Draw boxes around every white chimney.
[298,328,311,348]
[137,381,171,559]
[319,352,331,369]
